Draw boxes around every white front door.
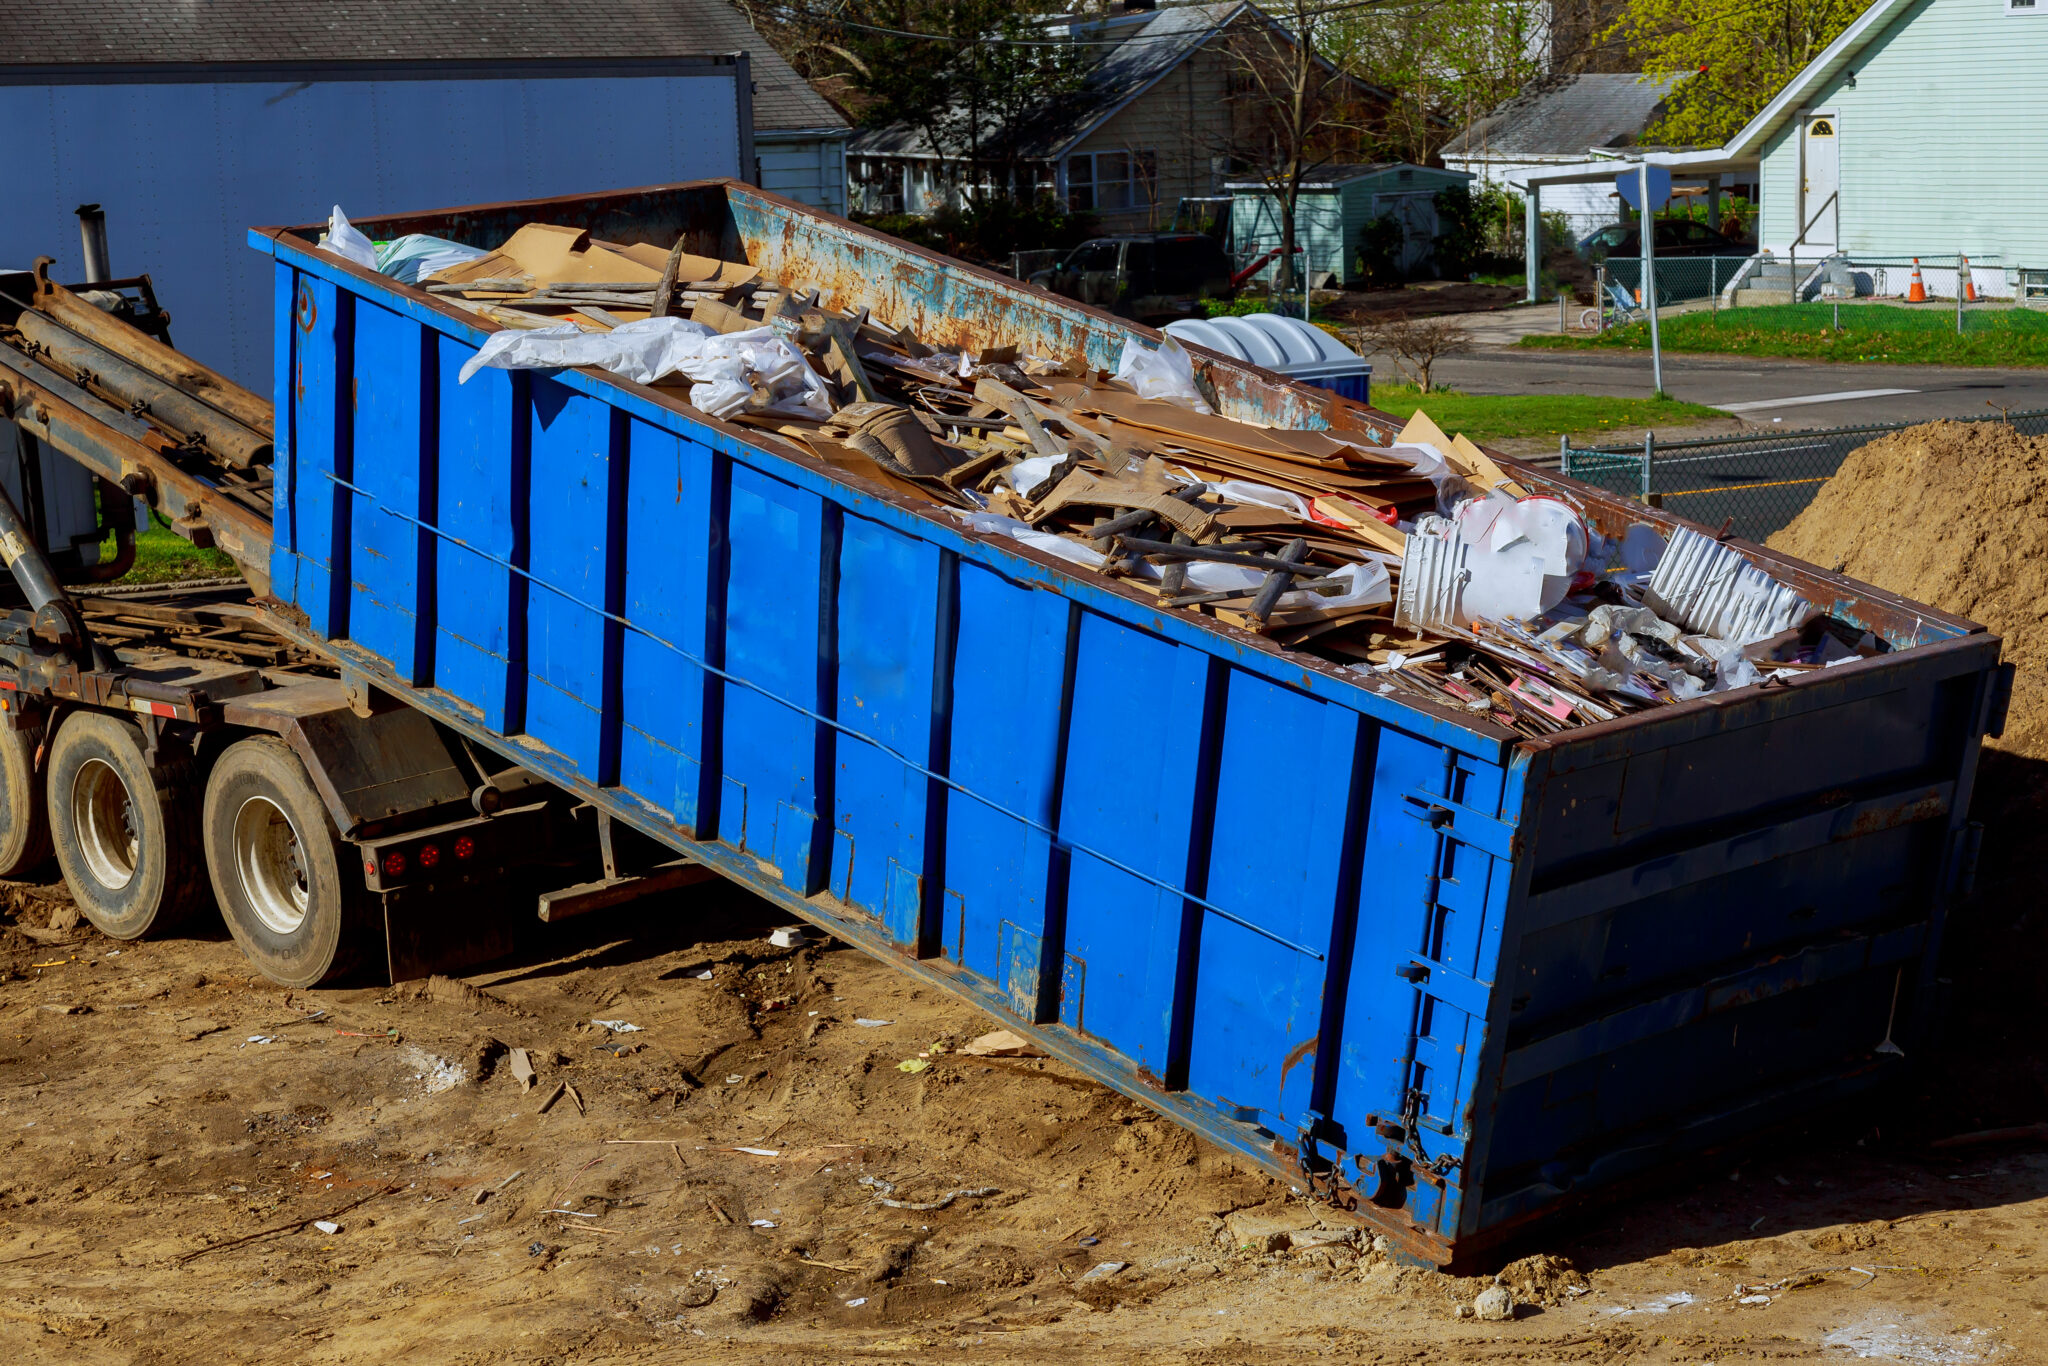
[1801,114,1840,250]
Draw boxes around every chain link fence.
[1599,256,1753,307]
[1562,408,2048,543]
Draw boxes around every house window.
[1066,150,1159,213]
[1808,118,1835,136]
[2009,0,2038,13]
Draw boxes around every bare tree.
[1218,2,1379,294]
[1351,316,1472,394]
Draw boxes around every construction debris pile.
[333,212,1888,736]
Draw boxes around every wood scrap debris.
[414,221,1861,735]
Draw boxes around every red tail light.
[418,843,442,869]
[382,850,407,877]
[453,835,476,860]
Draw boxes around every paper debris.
[960,1029,1045,1058]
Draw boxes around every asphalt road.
[1431,348,2048,427]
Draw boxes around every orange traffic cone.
[1907,258,1927,302]
[1960,255,1980,302]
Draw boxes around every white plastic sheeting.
[318,206,376,269]
[1111,334,1214,412]
[457,318,833,420]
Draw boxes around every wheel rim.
[71,758,139,891]
[233,795,310,934]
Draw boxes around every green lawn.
[1520,303,2048,366]
[1367,382,1725,443]
[105,525,239,585]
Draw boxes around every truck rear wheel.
[47,712,207,938]
[203,736,367,987]
[0,719,51,877]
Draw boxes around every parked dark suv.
[1029,233,1234,321]
[1577,219,1754,263]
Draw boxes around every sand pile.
[1768,420,2048,758]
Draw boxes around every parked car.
[1577,218,1754,262]
[1028,233,1234,321]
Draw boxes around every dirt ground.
[4,421,2046,1364]
[3,850,2044,1365]
[1320,281,1527,326]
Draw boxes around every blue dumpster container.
[251,180,2009,1266]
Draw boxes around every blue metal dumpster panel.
[830,513,944,940]
[619,422,714,833]
[269,263,299,607]
[1185,675,1358,1129]
[524,383,624,782]
[1056,619,1212,1070]
[434,361,529,737]
[348,302,432,684]
[943,566,1072,1010]
[288,275,351,639]
[250,181,2004,1265]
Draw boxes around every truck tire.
[203,736,368,987]
[47,712,207,938]
[0,719,51,877]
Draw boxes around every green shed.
[1225,162,1473,286]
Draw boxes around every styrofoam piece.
[1453,495,1586,623]
[1645,526,1814,645]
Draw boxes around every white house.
[1515,0,2048,301]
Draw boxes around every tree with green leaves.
[1335,0,1549,165]
[1603,0,1870,145]
[740,0,1081,199]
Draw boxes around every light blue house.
[1516,0,2048,302]
[1224,163,1473,286]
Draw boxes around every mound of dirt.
[1494,1252,1588,1305]
[389,973,520,1015]
[1768,420,2048,758]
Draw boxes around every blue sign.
[1616,165,1673,212]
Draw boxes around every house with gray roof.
[1438,73,1717,238]
[850,1,1391,232]
[0,0,852,213]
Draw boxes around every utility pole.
[1641,163,1664,396]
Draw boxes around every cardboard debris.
[961,1030,1045,1058]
